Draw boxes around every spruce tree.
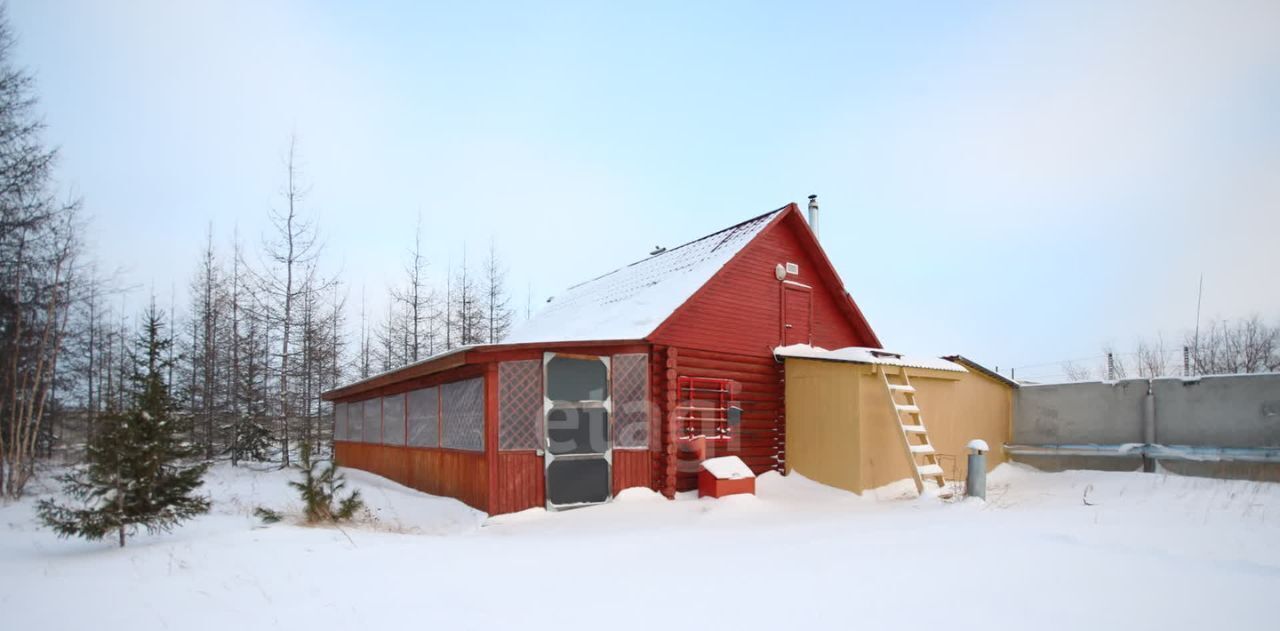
[38,305,210,547]
[225,322,274,465]
[290,442,362,523]
[226,414,273,464]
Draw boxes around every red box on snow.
[698,456,756,498]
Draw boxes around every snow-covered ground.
[3,462,1278,630]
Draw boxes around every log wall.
[668,347,785,492]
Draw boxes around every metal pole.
[1193,273,1203,361]
[1142,384,1156,473]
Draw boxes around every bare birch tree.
[1135,335,1169,379]
[0,9,83,497]
[1061,360,1092,382]
[1187,316,1279,375]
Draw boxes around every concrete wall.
[1012,373,1280,478]
[1013,379,1148,445]
[1153,374,1280,448]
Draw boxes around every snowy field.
[3,463,1279,631]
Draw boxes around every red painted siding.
[494,451,544,514]
[612,449,654,495]
[484,362,499,514]
[491,449,653,513]
[334,442,487,512]
[649,209,876,492]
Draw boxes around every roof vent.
[650,245,666,255]
[807,194,819,238]
[870,349,903,359]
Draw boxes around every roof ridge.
[564,205,787,292]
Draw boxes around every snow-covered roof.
[773,344,967,373]
[322,345,477,399]
[504,208,784,344]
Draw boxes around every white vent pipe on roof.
[807,194,819,238]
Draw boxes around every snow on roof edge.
[774,344,967,373]
[322,345,479,398]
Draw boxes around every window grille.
[499,360,543,451]
[382,394,406,445]
[362,398,382,443]
[441,377,485,451]
[406,387,439,447]
[612,354,649,449]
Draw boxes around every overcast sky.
[11,0,1280,380]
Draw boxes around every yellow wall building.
[782,348,1015,494]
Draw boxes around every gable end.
[649,204,880,355]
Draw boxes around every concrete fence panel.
[1153,374,1280,448]
[1010,373,1280,480]
[1013,379,1148,445]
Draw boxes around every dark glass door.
[543,353,612,509]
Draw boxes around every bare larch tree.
[258,134,323,467]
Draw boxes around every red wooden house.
[322,200,881,514]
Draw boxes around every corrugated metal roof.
[504,207,784,344]
[943,355,1020,387]
[774,344,967,373]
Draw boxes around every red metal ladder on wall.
[879,366,946,495]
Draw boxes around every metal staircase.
[879,366,945,494]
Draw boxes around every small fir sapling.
[289,442,363,523]
[253,507,283,524]
[37,306,210,547]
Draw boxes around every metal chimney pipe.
[807,194,819,238]
[966,439,989,500]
